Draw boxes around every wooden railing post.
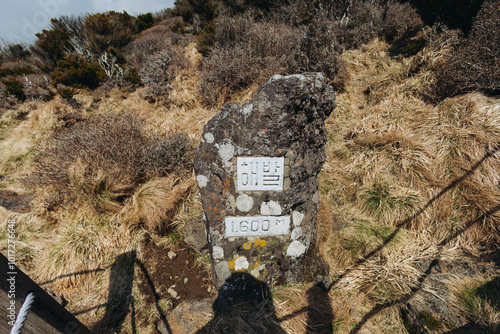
[0,253,92,334]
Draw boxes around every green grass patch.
[455,277,500,330]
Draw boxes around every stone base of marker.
[194,73,336,286]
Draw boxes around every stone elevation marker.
[194,73,336,286]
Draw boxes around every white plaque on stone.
[237,157,284,191]
[225,216,290,237]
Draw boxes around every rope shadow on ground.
[339,145,500,333]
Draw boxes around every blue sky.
[1,0,176,45]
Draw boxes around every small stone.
[168,251,177,260]
[291,227,303,240]
[215,261,231,282]
[196,175,208,188]
[236,194,254,212]
[204,132,214,143]
[213,246,224,259]
[183,216,209,252]
[260,200,282,215]
[349,309,362,319]
[286,241,306,259]
[158,299,213,334]
[168,287,178,299]
[184,278,188,284]
[292,211,304,226]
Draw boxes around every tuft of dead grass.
[449,276,500,332]
[34,216,139,290]
[122,176,195,232]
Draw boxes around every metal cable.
[10,292,35,334]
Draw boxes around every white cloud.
[91,0,174,15]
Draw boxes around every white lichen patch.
[242,103,253,115]
[313,191,320,204]
[260,200,282,215]
[286,241,306,259]
[213,246,224,259]
[204,132,214,144]
[292,211,304,226]
[234,256,249,271]
[209,228,222,244]
[236,194,254,212]
[218,142,235,161]
[291,227,303,240]
[196,175,208,188]
[288,73,306,81]
[267,74,283,84]
[250,263,265,278]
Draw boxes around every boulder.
[194,73,336,286]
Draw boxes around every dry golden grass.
[33,216,140,290]
[0,29,498,334]
[448,276,500,332]
[122,175,196,232]
[315,38,500,333]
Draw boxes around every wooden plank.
[0,252,92,334]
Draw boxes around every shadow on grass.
[65,251,173,334]
[196,273,288,334]
[196,272,335,333]
[91,250,137,334]
[341,144,500,333]
[196,145,499,333]
[39,268,106,286]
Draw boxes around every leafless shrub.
[98,52,124,79]
[200,13,348,105]
[22,74,52,101]
[289,19,348,90]
[23,113,193,214]
[0,95,17,111]
[433,1,500,99]
[140,131,194,178]
[124,25,191,70]
[200,44,264,104]
[124,26,172,69]
[381,3,423,42]
[139,50,174,103]
[23,113,147,211]
[23,86,52,101]
[334,1,384,50]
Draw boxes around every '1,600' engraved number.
[225,216,290,237]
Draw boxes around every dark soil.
[136,238,215,328]
[0,190,32,213]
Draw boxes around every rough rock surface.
[183,216,209,252]
[194,73,336,286]
[158,299,213,334]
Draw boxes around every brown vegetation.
[0,1,498,333]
